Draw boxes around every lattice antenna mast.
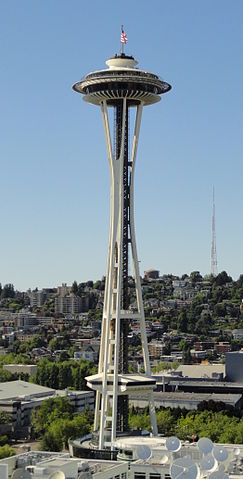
[211,186,218,276]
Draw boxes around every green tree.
[0,411,12,425]
[182,341,192,364]
[0,370,16,382]
[190,271,203,286]
[31,397,74,436]
[194,314,212,336]
[40,413,91,451]
[1,284,15,299]
[0,436,8,446]
[214,303,226,317]
[58,363,72,389]
[163,340,171,355]
[215,271,232,286]
[0,444,15,459]
[157,409,175,436]
[41,430,63,452]
[129,412,151,431]
[177,311,187,333]
[30,335,46,349]
[71,281,78,295]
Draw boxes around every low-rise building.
[0,380,94,438]
[15,311,38,329]
[173,286,196,300]
[190,349,207,361]
[0,452,128,479]
[232,329,243,340]
[130,391,242,411]
[30,347,52,360]
[215,341,231,354]
[3,364,37,376]
[148,341,165,359]
[74,344,99,362]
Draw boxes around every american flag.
[121,29,127,44]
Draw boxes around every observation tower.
[73,33,171,451]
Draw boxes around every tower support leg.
[93,99,158,450]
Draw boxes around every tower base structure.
[73,52,171,451]
[86,372,157,449]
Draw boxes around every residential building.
[215,342,231,354]
[55,294,89,314]
[144,269,159,280]
[74,344,99,362]
[28,288,56,308]
[148,341,165,359]
[57,283,72,296]
[232,329,243,340]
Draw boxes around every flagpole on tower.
[120,25,127,54]
[121,25,124,54]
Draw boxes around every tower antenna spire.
[211,186,218,276]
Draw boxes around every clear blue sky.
[1,0,243,290]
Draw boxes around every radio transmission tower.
[211,186,218,276]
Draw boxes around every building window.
[150,474,161,479]
[134,474,146,479]
[121,473,127,479]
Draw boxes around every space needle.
[73,28,171,451]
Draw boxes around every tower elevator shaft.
[115,100,129,432]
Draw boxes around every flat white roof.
[175,364,225,378]
[0,380,55,401]
[115,436,167,449]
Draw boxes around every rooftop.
[174,364,225,378]
[0,380,55,401]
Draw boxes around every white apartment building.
[55,294,89,314]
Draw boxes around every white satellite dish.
[198,437,213,455]
[208,472,229,479]
[12,469,31,479]
[159,454,169,465]
[213,446,228,462]
[166,436,181,453]
[171,456,200,479]
[49,471,66,479]
[136,445,152,461]
[200,454,217,472]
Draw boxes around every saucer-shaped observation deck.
[72,53,171,106]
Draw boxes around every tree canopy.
[31,396,91,451]
[129,404,243,444]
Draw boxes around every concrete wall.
[0,464,8,479]
[226,351,243,382]
[0,455,17,477]
[3,364,37,375]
